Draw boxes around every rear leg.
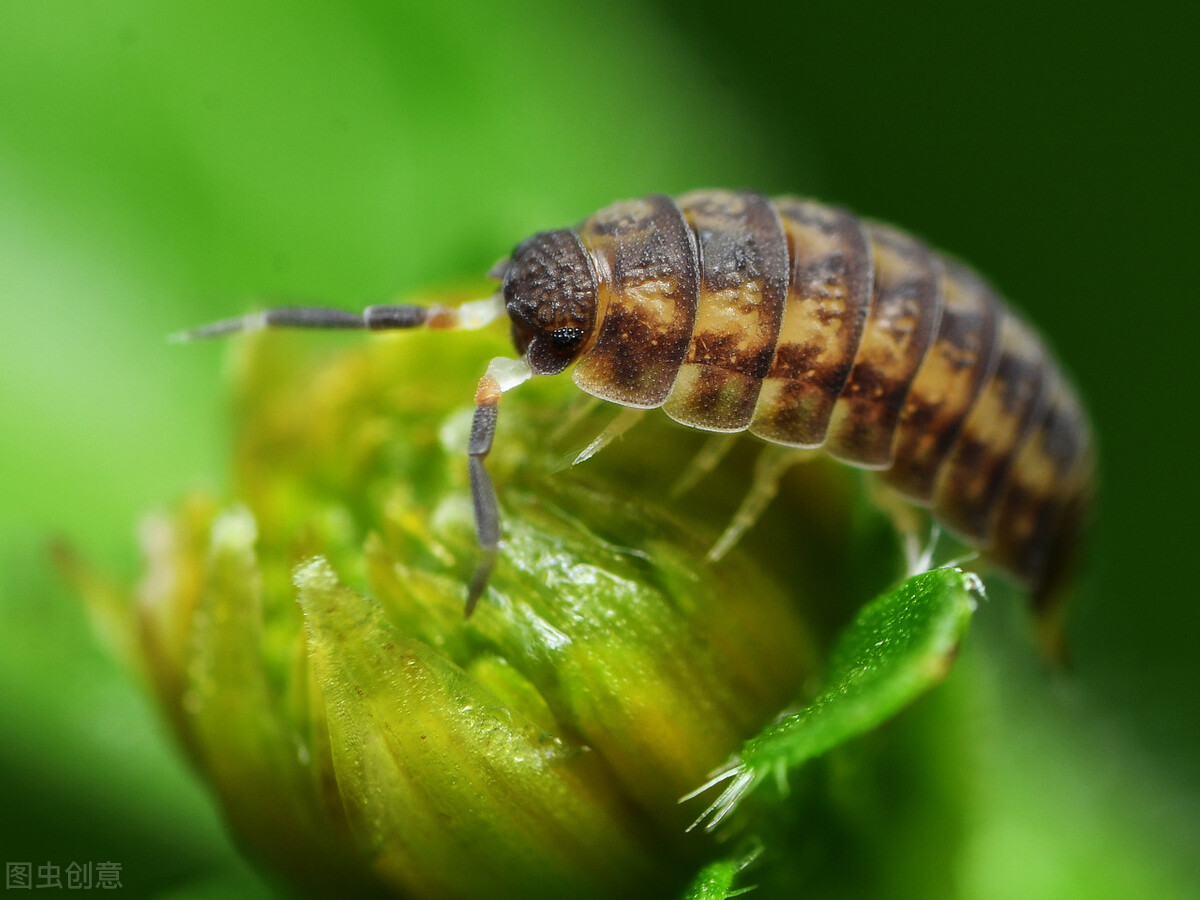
[866,480,977,577]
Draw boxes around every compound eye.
[549,327,585,350]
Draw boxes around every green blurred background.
[0,1,1196,897]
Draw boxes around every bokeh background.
[1,1,1196,897]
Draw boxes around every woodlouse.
[176,190,1095,618]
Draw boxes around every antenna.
[169,295,506,342]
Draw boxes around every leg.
[707,444,808,563]
[572,407,646,466]
[549,393,604,447]
[865,479,978,576]
[900,519,977,577]
[670,434,739,499]
[465,356,533,616]
[169,294,506,342]
[866,478,932,574]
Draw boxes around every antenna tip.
[464,552,497,618]
[165,314,263,344]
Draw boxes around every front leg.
[464,356,533,616]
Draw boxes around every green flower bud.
[122,324,833,897]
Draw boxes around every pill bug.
[176,189,1095,619]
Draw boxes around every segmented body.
[500,190,1094,598]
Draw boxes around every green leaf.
[679,841,762,899]
[685,567,981,831]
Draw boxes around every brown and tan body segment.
[661,190,790,431]
[882,258,1001,502]
[989,369,1095,595]
[749,198,873,447]
[932,310,1049,544]
[572,194,699,407]
[823,223,945,468]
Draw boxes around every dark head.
[500,229,599,375]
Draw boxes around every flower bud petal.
[298,556,683,898]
